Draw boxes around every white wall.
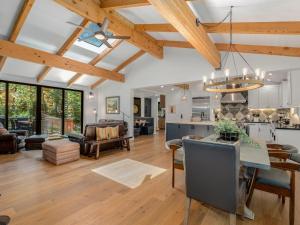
[0,72,98,127]
[97,47,300,136]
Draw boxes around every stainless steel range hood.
[221,93,246,104]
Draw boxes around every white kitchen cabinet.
[276,129,300,150]
[248,89,259,108]
[259,85,280,108]
[290,70,300,106]
[248,123,272,142]
[279,80,290,108]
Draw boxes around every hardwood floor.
[0,132,299,225]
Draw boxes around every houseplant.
[214,119,251,143]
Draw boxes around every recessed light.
[171,88,175,91]
[160,85,164,88]
[268,73,272,76]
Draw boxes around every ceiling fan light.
[95,33,106,40]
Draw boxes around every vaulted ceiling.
[1,0,300,89]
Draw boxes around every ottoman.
[25,134,48,150]
[42,139,80,165]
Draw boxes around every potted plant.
[215,119,249,142]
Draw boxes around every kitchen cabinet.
[290,70,300,106]
[248,123,272,142]
[248,89,259,108]
[279,80,290,108]
[248,85,280,109]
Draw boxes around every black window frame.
[0,80,84,135]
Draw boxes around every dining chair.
[246,152,300,225]
[166,139,183,188]
[183,139,243,225]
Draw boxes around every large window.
[0,82,5,126]
[0,80,83,135]
[8,83,36,134]
[64,90,82,134]
[41,87,63,135]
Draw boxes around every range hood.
[221,93,246,104]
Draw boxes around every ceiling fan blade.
[102,39,113,48]
[100,17,109,33]
[66,21,94,33]
[78,34,95,41]
[108,35,130,40]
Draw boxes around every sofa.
[69,120,129,156]
[134,117,154,136]
[0,122,28,154]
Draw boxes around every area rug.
[91,159,166,189]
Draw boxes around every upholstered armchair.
[182,139,243,225]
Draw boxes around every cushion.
[42,139,80,153]
[281,145,298,153]
[174,147,184,164]
[107,126,119,139]
[256,167,290,189]
[96,127,109,141]
[0,128,9,135]
[290,153,300,165]
[26,134,48,143]
[166,139,183,149]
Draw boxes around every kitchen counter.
[166,121,215,141]
[275,125,300,130]
[166,121,216,126]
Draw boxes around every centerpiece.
[214,119,250,143]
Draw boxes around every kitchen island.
[166,121,215,141]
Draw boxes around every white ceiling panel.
[147,32,186,41]
[0,0,23,38]
[74,75,99,86]
[44,68,77,83]
[64,45,98,63]
[16,0,83,53]
[191,0,300,22]
[117,5,167,24]
[211,34,300,47]
[98,42,139,68]
[2,58,44,78]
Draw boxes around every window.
[8,83,36,134]
[64,90,82,134]
[41,87,63,135]
[0,82,5,126]
[0,81,83,135]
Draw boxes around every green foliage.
[215,119,253,144]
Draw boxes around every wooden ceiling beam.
[136,22,300,35]
[55,0,163,59]
[159,40,300,57]
[0,40,124,82]
[0,0,35,71]
[67,40,123,87]
[148,0,220,68]
[36,18,89,83]
[100,0,194,9]
[91,49,146,89]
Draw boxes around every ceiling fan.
[67,17,130,48]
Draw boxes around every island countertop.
[166,121,216,126]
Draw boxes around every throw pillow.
[96,127,109,141]
[107,126,119,139]
[0,128,9,136]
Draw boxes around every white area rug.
[92,159,166,189]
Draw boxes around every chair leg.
[282,196,285,204]
[246,169,257,207]
[229,214,236,225]
[290,173,295,225]
[184,197,191,225]
[172,163,175,188]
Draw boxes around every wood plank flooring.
[0,132,299,225]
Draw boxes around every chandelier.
[198,6,265,93]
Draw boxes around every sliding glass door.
[0,82,5,126]
[8,83,37,134]
[0,80,83,135]
[41,87,63,135]
[64,90,82,134]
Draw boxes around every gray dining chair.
[183,138,243,225]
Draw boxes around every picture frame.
[106,96,120,114]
